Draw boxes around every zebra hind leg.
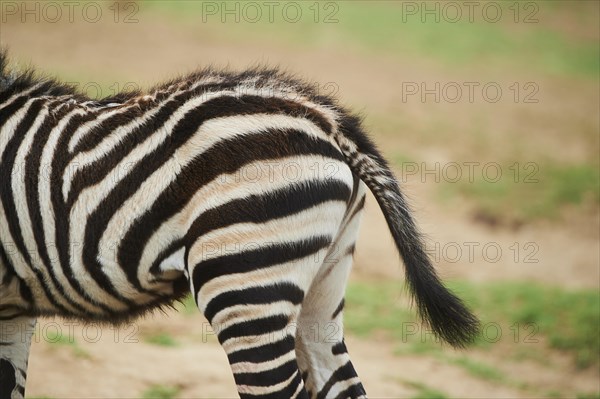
[0,316,36,399]
[187,231,343,398]
[296,183,367,399]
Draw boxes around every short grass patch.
[450,281,600,369]
[141,384,181,399]
[447,356,506,383]
[439,161,600,225]
[402,380,449,399]
[577,393,600,399]
[41,329,90,359]
[175,294,198,316]
[143,332,178,347]
[345,280,600,369]
[344,281,413,338]
[143,2,599,78]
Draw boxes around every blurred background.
[1,1,598,398]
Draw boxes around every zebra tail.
[334,114,480,348]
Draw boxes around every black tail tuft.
[386,209,480,347]
[335,114,480,348]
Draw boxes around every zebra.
[0,49,479,399]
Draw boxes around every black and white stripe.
[0,50,478,398]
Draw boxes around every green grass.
[144,332,179,347]
[452,280,600,369]
[141,1,599,78]
[440,161,600,224]
[448,356,506,383]
[175,294,198,316]
[344,281,413,337]
[403,380,449,399]
[44,328,75,345]
[345,280,600,369]
[141,385,181,399]
[42,329,90,358]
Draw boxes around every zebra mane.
[146,64,342,114]
[0,49,345,115]
[0,47,17,91]
[0,49,85,100]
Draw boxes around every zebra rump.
[0,48,478,398]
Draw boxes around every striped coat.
[0,51,478,398]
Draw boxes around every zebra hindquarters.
[296,177,368,399]
[185,157,355,398]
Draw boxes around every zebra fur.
[0,49,478,399]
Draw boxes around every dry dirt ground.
[1,5,599,398]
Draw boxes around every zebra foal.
[0,50,478,399]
